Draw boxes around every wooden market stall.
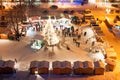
[105,47,117,59]
[82,61,94,75]
[0,34,8,39]
[105,58,116,71]
[3,60,15,74]
[52,61,62,74]
[73,61,84,75]
[94,61,105,75]
[38,61,49,74]
[30,61,39,74]
[61,61,72,75]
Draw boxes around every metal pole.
[52,45,54,52]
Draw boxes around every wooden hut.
[38,61,49,74]
[73,61,84,75]
[52,61,62,74]
[105,58,116,71]
[61,61,72,75]
[106,48,117,59]
[82,61,94,75]
[0,60,4,74]
[0,34,8,39]
[94,61,105,75]
[30,61,39,74]
[4,60,15,74]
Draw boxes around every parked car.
[69,10,75,14]
[50,5,58,9]
[63,10,69,14]
[77,10,85,14]
[85,9,91,14]
[43,10,49,14]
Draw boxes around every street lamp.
[35,70,38,75]
[106,8,111,14]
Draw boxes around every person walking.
[84,32,87,36]
[66,45,70,50]
[15,58,17,63]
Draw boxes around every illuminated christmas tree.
[43,16,59,46]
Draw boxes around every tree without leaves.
[6,3,27,41]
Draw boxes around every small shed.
[105,58,116,71]
[4,60,15,74]
[61,61,72,75]
[106,48,117,59]
[73,61,84,75]
[38,61,49,74]
[52,61,62,74]
[0,34,8,39]
[83,61,94,74]
[94,61,105,75]
[30,61,39,74]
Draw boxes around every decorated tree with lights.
[43,16,59,47]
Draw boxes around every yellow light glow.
[14,63,20,69]
[106,8,111,14]
[88,0,96,3]
[35,70,38,74]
